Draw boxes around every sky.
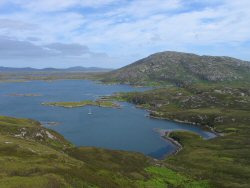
[0,0,250,68]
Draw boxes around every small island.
[8,93,43,97]
[42,100,120,108]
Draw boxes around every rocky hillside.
[102,51,250,85]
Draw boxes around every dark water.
[0,80,215,158]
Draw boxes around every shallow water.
[0,80,215,158]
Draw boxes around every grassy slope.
[0,115,208,188]
[113,82,250,187]
[166,131,250,188]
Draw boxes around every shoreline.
[147,111,220,137]
[164,131,183,156]
[132,102,221,138]
[153,128,183,158]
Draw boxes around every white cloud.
[0,0,250,67]
[0,36,118,68]
[105,0,181,19]
[3,0,117,12]
[0,18,35,30]
[72,0,250,57]
[0,37,107,58]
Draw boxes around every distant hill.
[0,66,112,72]
[102,51,250,85]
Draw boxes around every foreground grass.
[0,115,207,188]
[166,131,250,188]
[137,167,209,188]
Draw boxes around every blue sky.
[0,0,250,68]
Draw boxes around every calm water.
[0,80,215,158]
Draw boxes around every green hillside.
[0,115,208,188]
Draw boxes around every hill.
[102,51,250,85]
[0,66,112,73]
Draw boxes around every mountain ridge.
[102,51,250,85]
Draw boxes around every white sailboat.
[88,108,92,115]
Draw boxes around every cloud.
[0,36,107,59]
[1,0,117,12]
[45,43,90,56]
[0,37,54,58]
[0,36,118,68]
[72,0,250,59]
[0,0,250,68]
[0,18,35,30]
[105,0,181,19]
